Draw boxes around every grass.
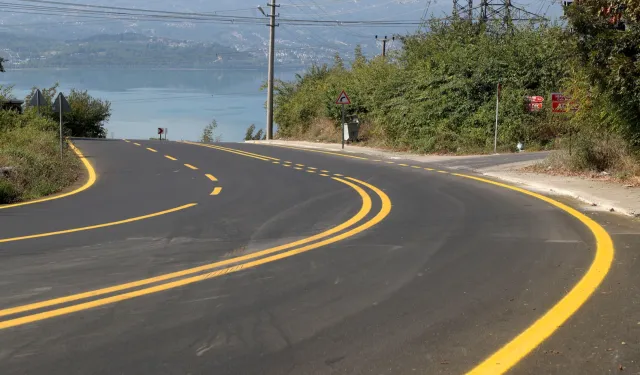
[0,122,81,204]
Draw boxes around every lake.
[0,68,299,141]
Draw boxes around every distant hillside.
[0,32,261,69]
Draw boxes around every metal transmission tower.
[478,0,546,29]
[453,0,474,20]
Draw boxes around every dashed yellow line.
[283,164,291,167]
[296,164,305,167]
[320,174,329,177]
[133,142,141,146]
[0,204,196,244]
[308,167,317,170]
[424,167,435,171]
[184,164,198,170]
[272,161,280,164]
[165,155,177,161]
[321,170,330,173]
[294,167,304,170]
[205,174,218,182]
[146,148,157,152]
[210,187,222,196]
[123,139,130,143]
[398,163,409,167]
[386,161,395,164]
[284,161,292,164]
[437,170,448,174]
[307,170,316,173]
[411,166,422,169]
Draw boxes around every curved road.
[0,139,634,374]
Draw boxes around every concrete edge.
[481,171,637,218]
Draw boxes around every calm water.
[0,68,298,141]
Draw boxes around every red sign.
[551,93,578,113]
[158,128,164,135]
[524,95,544,112]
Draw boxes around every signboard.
[158,128,164,135]
[29,89,45,109]
[524,95,544,112]
[551,93,578,113]
[52,93,71,113]
[335,90,351,105]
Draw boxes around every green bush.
[0,90,80,204]
[274,21,572,154]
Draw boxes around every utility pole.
[453,0,475,20]
[375,35,394,58]
[264,0,278,140]
[476,0,545,30]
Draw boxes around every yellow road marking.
[269,144,369,160]
[0,204,196,244]
[294,167,303,170]
[386,161,395,164]
[123,139,130,143]
[411,166,421,169]
[254,141,615,374]
[133,142,141,146]
[398,163,409,167]
[454,173,614,375]
[184,164,198,170]
[308,167,317,170]
[321,170,329,173]
[181,141,275,162]
[0,140,97,210]
[437,170,448,174]
[272,161,280,164]
[0,177,383,327]
[320,174,329,177]
[283,164,291,167]
[284,161,292,164]
[210,187,222,196]
[296,164,305,167]
[164,155,177,161]
[205,174,218,182]
[306,170,316,173]
[146,148,157,152]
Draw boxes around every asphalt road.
[0,140,635,374]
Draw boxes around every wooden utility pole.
[265,0,278,140]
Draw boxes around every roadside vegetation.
[0,84,111,203]
[200,119,223,143]
[271,1,640,182]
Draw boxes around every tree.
[64,89,111,138]
[253,129,264,140]
[244,124,256,140]
[0,57,5,73]
[201,119,222,143]
[332,53,345,71]
[353,45,366,68]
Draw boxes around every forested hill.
[0,32,260,69]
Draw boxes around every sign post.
[335,90,351,149]
[52,93,71,159]
[494,83,501,154]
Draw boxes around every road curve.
[0,139,615,374]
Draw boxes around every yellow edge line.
[184,163,198,170]
[0,177,385,328]
[210,187,222,196]
[205,174,218,182]
[0,140,97,210]
[260,142,615,373]
[456,173,614,375]
[164,155,177,161]
[146,147,157,152]
[0,204,197,244]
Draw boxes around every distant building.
[1,99,24,114]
